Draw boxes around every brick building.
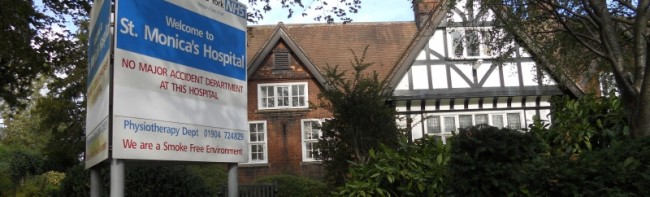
[240,21,418,183]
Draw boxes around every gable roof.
[385,0,585,97]
[247,23,327,85]
[247,21,418,84]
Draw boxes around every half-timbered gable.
[388,0,581,142]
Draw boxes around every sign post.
[86,0,248,195]
[228,163,239,197]
[110,159,125,197]
[90,168,101,197]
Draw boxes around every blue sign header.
[87,0,112,85]
[115,0,247,81]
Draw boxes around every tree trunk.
[634,42,650,137]
[634,96,650,137]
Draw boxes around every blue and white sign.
[115,0,247,81]
[85,0,111,169]
[112,0,248,163]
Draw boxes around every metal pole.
[228,163,238,197]
[110,159,125,197]
[90,168,101,197]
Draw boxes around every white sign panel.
[112,0,248,162]
[85,0,111,169]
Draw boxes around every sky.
[243,0,415,25]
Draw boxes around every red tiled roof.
[247,22,418,81]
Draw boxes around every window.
[507,113,522,129]
[302,119,323,162]
[466,30,480,57]
[258,82,308,110]
[447,28,493,59]
[424,116,456,134]
[451,31,464,57]
[475,114,489,125]
[248,121,267,163]
[458,115,473,128]
[423,112,523,134]
[443,117,457,132]
[426,116,441,134]
[491,114,504,128]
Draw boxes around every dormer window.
[273,49,291,70]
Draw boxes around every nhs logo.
[224,0,246,18]
[206,0,246,19]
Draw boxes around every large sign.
[111,0,248,162]
[85,0,111,169]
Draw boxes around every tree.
[0,0,90,112]
[472,0,650,137]
[246,0,364,24]
[34,18,89,171]
[2,0,90,171]
[316,47,401,186]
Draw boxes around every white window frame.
[301,119,324,162]
[247,121,268,164]
[258,82,308,110]
[447,27,496,59]
[506,112,523,130]
[424,111,524,134]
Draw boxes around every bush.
[57,164,213,196]
[56,165,90,197]
[125,165,211,196]
[15,171,64,196]
[0,145,45,196]
[255,174,329,197]
[527,137,650,196]
[337,136,449,196]
[448,124,544,196]
[187,164,228,195]
[544,94,628,155]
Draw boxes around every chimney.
[413,0,440,29]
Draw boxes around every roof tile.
[247,22,418,81]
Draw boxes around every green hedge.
[448,124,544,196]
[528,137,650,196]
[57,165,212,196]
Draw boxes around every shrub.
[0,146,45,196]
[56,165,89,197]
[187,164,228,195]
[57,164,213,196]
[544,94,628,155]
[316,47,400,186]
[255,174,329,197]
[527,137,650,196]
[337,136,449,196]
[15,171,64,196]
[448,124,544,196]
